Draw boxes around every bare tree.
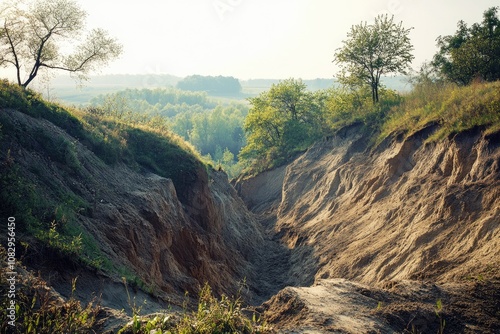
[0,0,122,88]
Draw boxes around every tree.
[239,79,325,170]
[432,7,500,85]
[0,0,122,88]
[334,15,414,103]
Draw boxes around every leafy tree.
[432,7,500,85]
[188,105,247,157]
[334,15,414,103]
[0,0,122,88]
[240,79,325,171]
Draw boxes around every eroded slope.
[238,124,500,333]
[273,124,500,285]
[0,108,270,307]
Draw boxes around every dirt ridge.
[238,124,500,333]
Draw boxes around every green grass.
[379,80,500,142]
[0,247,101,334]
[118,283,272,334]
[320,80,500,146]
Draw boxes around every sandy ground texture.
[258,279,500,333]
[239,124,500,333]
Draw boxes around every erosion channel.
[1,107,499,333]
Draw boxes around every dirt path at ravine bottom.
[251,238,293,303]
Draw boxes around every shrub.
[118,283,272,334]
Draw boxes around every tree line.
[89,88,248,177]
[176,75,242,96]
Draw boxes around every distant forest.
[176,75,242,95]
[47,74,408,105]
[89,87,248,176]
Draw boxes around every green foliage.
[90,87,217,118]
[0,0,122,87]
[334,14,414,103]
[35,130,82,172]
[177,75,242,96]
[434,299,446,334]
[91,87,249,178]
[0,79,30,109]
[118,283,271,334]
[324,86,402,134]
[188,105,246,156]
[433,7,500,85]
[0,143,107,267]
[239,79,326,172]
[36,221,83,256]
[0,150,45,231]
[124,126,201,197]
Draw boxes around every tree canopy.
[0,0,122,88]
[334,15,414,103]
[239,79,326,171]
[432,7,500,85]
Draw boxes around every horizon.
[1,1,499,84]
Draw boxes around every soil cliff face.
[238,124,500,332]
[270,124,500,285]
[3,104,499,332]
[0,108,264,301]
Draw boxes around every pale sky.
[2,0,500,80]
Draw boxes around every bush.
[324,86,402,136]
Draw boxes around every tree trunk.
[371,80,379,103]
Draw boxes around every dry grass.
[379,81,500,142]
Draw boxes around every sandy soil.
[239,124,500,333]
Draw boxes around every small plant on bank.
[434,299,446,334]
[118,282,272,334]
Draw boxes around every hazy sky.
[3,0,500,80]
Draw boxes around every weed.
[434,299,446,334]
[36,221,83,256]
[0,246,100,334]
[117,282,273,334]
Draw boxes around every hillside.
[0,82,291,332]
